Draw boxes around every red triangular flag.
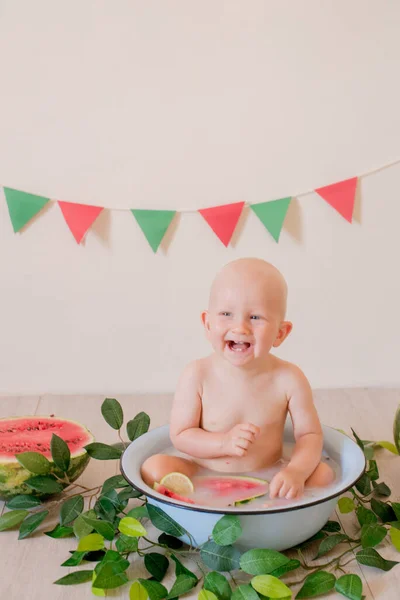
[198,202,245,246]
[315,177,358,223]
[58,201,103,243]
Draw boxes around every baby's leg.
[141,454,199,488]
[305,461,335,488]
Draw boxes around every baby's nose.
[232,319,250,334]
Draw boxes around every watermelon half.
[0,416,94,499]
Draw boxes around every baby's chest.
[200,380,287,431]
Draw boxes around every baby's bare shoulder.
[178,357,210,387]
[272,357,311,393]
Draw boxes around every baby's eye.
[219,311,232,317]
[250,315,261,320]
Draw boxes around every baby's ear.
[201,310,210,333]
[273,321,293,347]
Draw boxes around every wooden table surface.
[1,390,399,600]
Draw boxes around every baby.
[141,258,334,500]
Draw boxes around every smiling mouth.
[226,341,252,352]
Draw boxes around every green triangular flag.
[4,187,50,232]
[250,197,291,242]
[131,209,176,252]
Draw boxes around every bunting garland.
[0,157,397,249]
[58,201,103,244]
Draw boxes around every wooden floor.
[1,390,399,599]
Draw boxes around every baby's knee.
[140,453,198,488]
[306,461,335,488]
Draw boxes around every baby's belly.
[194,435,283,473]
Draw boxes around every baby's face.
[203,268,291,367]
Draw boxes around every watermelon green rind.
[0,416,93,499]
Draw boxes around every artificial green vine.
[0,397,399,600]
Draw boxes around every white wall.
[1,0,400,394]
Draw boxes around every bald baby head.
[209,258,288,320]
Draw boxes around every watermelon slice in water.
[153,475,268,508]
[0,416,94,499]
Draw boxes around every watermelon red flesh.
[153,475,268,508]
[0,417,93,461]
[153,482,195,504]
[0,416,94,499]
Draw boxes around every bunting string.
[2,156,400,250]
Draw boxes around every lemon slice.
[160,472,194,495]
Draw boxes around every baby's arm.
[269,367,323,499]
[170,362,259,459]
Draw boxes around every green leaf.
[127,412,151,441]
[45,523,74,538]
[130,581,149,600]
[60,495,84,526]
[321,520,341,532]
[77,533,105,552]
[18,510,49,539]
[74,514,94,539]
[374,440,399,455]
[61,551,87,567]
[371,497,396,522]
[361,523,387,548]
[199,591,219,600]
[93,561,129,589]
[363,446,374,460]
[84,550,106,562]
[84,442,122,460]
[116,533,139,552]
[212,515,242,546]
[251,574,292,598]
[145,553,169,582]
[101,397,124,430]
[240,548,289,575]
[372,481,391,497]
[200,541,241,572]
[390,527,400,551]
[231,584,259,600]
[392,502,400,520]
[270,558,301,578]
[338,497,355,514]
[0,510,29,531]
[159,533,183,550]
[25,474,64,494]
[127,505,149,520]
[167,574,198,598]
[15,451,51,475]
[356,505,377,526]
[335,574,362,600]
[147,504,186,537]
[138,578,168,600]
[6,494,42,509]
[118,516,147,537]
[366,460,379,480]
[95,549,129,572]
[171,554,198,581]
[54,570,93,585]
[101,474,130,494]
[351,429,364,450]
[204,571,232,600]
[118,487,143,502]
[313,533,349,558]
[92,570,106,597]
[295,571,336,598]
[355,473,371,495]
[82,517,115,541]
[356,547,399,570]
[50,433,71,472]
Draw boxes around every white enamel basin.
[121,423,365,550]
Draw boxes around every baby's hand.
[223,423,260,457]
[269,466,305,500]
